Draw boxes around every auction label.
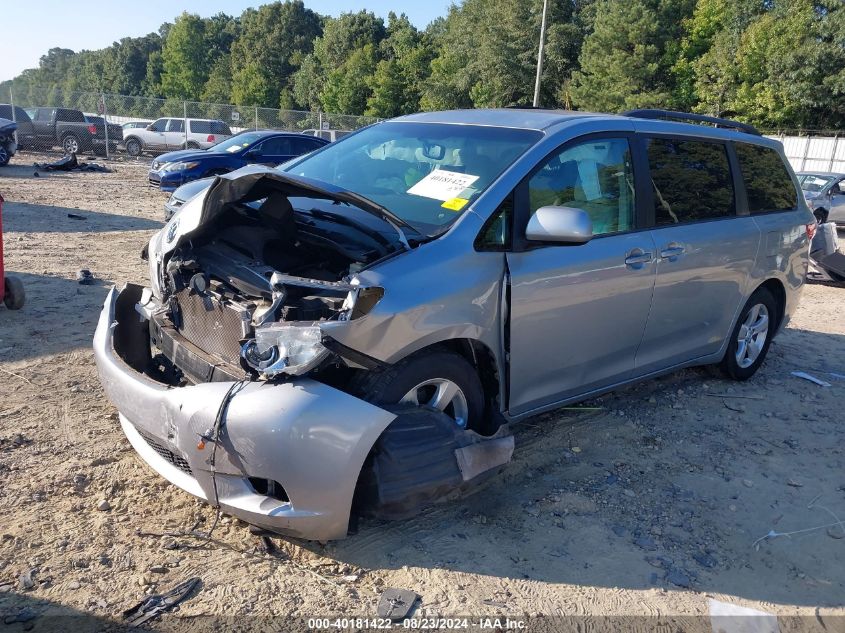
[407,169,479,201]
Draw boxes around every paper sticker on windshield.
[441,197,469,211]
[407,169,479,201]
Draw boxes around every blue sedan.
[148,131,329,192]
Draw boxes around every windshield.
[284,122,542,234]
[798,174,837,193]
[209,132,264,154]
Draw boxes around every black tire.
[0,143,10,166]
[186,141,200,149]
[62,134,81,155]
[351,350,485,432]
[718,287,778,381]
[3,276,25,310]
[125,137,142,157]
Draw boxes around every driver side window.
[527,137,635,236]
[150,119,167,132]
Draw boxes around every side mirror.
[146,124,155,131]
[525,206,593,244]
[244,148,260,159]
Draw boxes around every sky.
[0,0,454,82]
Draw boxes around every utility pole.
[532,0,549,108]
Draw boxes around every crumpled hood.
[150,164,408,271]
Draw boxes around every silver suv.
[95,109,814,540]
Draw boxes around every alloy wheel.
[400,378,470,428]
[63,136,79,153]
[735,303,769,369]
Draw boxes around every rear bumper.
[93,285,396,540]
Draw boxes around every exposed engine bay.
[142,171,403,385]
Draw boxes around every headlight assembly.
[241,323,329,378]
[162,161,200,172]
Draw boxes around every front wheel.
[351,350,485,432]
[0,143,10,166]
[62,134,80,154]
[718,287,777,380]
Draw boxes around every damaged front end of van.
[93,165,512,541]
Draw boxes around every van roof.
[396,108,762,138]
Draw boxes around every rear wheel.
[351,350,485,432]
[62,134,80,154]
[186,141,200,149]
[718,287,777,380]
[3,276,25,310]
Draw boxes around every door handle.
[659,244,685,260]
[624,249,653,268]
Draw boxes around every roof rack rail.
[622,109,761,136]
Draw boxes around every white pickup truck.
[123,118,232,156]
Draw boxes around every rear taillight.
[87,124,96,134]
[207,134,215,142]
[806,222,817,240]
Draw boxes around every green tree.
[571,0,693,112]
[160,12,212,98]
[321,44,378,114]
[230,0,321,106]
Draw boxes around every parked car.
[0,119,17,166]
[797,171,845,227]
[302,128,351,142]
[28,107,121,155]
[95,108,813,541]
[123,117,233,156]
[163,177,213,220]
[148,130,328,192]
[0,105,36,150]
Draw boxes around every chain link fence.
[0,87,379,158]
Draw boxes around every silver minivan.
[95,109,814,540]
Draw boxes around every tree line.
[2,0,844,130]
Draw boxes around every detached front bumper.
[93,285,396,541]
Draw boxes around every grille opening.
[136,428,192,475]
[248,477,289,502]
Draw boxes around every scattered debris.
[123,577,201,627]
[634,536,657,551]
[67,213,86,220]
[76,269,95,285]
[18,568,36,590]
[705,393,764,400]
[377,588,419,621]
[791,371,832,387]
[786,479,803,488]
[692,551,717,568]
[96,498,111,511]
[724,401,746,413]
[33,153,111,172]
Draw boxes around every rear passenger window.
[647,138,735,225]
[190,120,211,134]
[528,137,635,236]
[735,143,797,213]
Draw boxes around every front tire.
[351,350,485,432]
[0,143,10,166]
[719,287,777,380]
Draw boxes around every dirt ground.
[1,152,844,632]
